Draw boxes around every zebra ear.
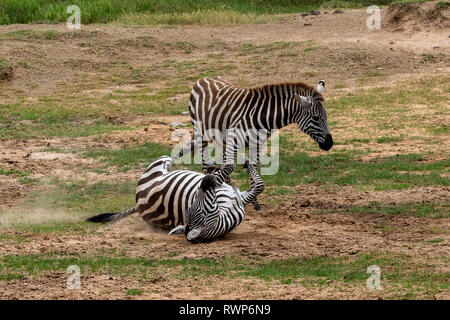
[317,80,325,93]
[186,227,202,240]
[294,94,310,107]
[168,225,185,235]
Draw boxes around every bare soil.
[386,1,450,32]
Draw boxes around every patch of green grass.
[0,233,29,244]
[347,202,450,218]
[0,273,24,281]
[125,288,144,296]
[0,58,11,67]
[333,82,347,89]
[83,142,173,171]
[0,177,138,233]
[371,222,401,233]
[240,41,301,56]
[24,178,137,216]
[252,149,450,190]
[437,1,450,8]
[0,253,154,278]
[424,238,445,244]
[117,10,277,26]
[422,53,437,63]
[0,0,399,25]
[278,50,299,57]
[370,72,383,77]
[391,0,430,5]
[6,221,102,235]
[0,167,29,177]
[0,29,58,40]
[0,98,131,138]
[18,177,38,185]
[376,135,403,143]
[328,75,449,117]
[0,118,128,139]
[265,187,295,196]
[304,46,320,52]
[344,138,371,144]
[320,0,390,8]
[84,136,449,191]
[427,124,449,135]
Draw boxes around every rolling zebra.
[178,77,333,211]
[86,156,264,242]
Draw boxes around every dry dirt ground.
[0,3,449,299]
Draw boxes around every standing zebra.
[178,77,333,211]
[86,156,264,242]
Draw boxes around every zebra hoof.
[242,158,250,169]
[253,203,264,212]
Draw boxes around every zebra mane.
[249,82,324,101]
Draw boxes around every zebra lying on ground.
[178,77,333,211]
[86,156,264,242]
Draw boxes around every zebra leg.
[173,138,199,162]
[248,151,264,212]
[214,163,235,185]
[241,158,265,209]
[201,141,217,172]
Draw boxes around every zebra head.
[293,80,333,151]
[169,174,218,241]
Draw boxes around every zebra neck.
[248,83,309,130]
[215,207,244,233]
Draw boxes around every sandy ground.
[0,3,449,299]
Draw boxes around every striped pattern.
[135,156,263,241]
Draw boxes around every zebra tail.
[86,207,137,223]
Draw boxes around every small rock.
[301,13,309,17]
[144,127,149,132]
[333,9,344,14]
[309,10,320,15]
[180,111,189,115]
[300,200,311,207]
[304,23,312,26]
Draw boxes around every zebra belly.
[136,170,204,228]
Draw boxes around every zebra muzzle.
[319,134,333,151]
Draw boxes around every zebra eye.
[312,115,320,121]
